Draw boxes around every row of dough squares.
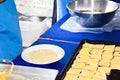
[63,42,120,80]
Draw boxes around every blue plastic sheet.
[0,0,22,61]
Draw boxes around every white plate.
[21,44,65,65]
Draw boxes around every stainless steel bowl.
[67,0,119,28]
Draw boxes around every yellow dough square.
[74,58,86,63]
[114,52,120,57]
[90,48,103,55]
[85,58,99,66]
[104,45,115,52]
[90,54,101,60]
[92,71,107,80]
[78,74,92,80]
[110,57,120,68]
[93,44,104,49]
[115,46,120,52]
[80,47,92,53]
[64,73,78,80]
[110,61,120,70]
[83,43,104,49]
[99,60,110,67]
[101,54,113,61]
[77,53,90,59]
[80,70,95,78]
[67,68,81,75]
[111,56,120,64]
[102,50,113,56]
[84,65,98,72]
[72,62,85,69]
[97,67,111,75]
[100,58,111,63]
[82,43,95,48]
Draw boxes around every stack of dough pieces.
[63,42,120,80]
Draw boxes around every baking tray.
[59,39,120,80]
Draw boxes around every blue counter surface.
[13,13,120,80]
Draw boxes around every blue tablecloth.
[42,13,120,43]
[13,13,120,80]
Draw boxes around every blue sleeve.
[0,0,22,61]
[57,0,72,20]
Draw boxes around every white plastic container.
[19,18,51,47]
[15,0,53,47]
[0,64,58,80]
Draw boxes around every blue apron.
[0,0,22,61]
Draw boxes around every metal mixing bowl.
[67,0,119,28]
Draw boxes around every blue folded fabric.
[114,0,120,3]
[57,0,72,20]
[0,0,22,61]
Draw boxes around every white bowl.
[21,44,65,65]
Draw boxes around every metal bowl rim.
[66,0,119,15]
